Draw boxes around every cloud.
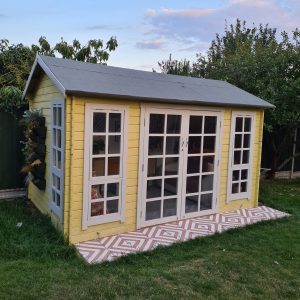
[136,39,165,50]
[86,25,123,31]
[0,14,7,18]
[145,9,156,17]
[143,0,300,52]
[179,42,211,52]
[159,8,215,18]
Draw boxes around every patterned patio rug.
[76,206,289,264]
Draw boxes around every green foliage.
[0,36,118,116]
[0,86,24,115]
[159,20,300,173]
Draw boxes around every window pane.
[165,157,179,175]
[232,170,240,181]
[53,129,57,146]
[109,113,121,132]
[147,179,162,199]
[91,201,104,216]
[163,198,177,217]
[243,134,250,148]
[200,193,212,210]
[202,156,214,173]
[185,195,198,213]
[166,137,179,155]
[91,184,104,199]
[108,135,121,154]
[164,178,177,196]
[107,199,119,214]
[241,169,248,180]
[146,200,161,220]
[232,183,239,194]
[52,189,56,203]
[189,116,202,134]
[235,117,243,132]
[92,158,105,177]
[204,116,217,134]
[186,176,199,194]
[148,158,163,177]
[187,156,200,174]
[57,107,62,126]
[148,137,164,155]
[53,150,56,167]
[57,176,61,190]
[57,151,61,169]
[57,129,61,148]
[108,157,120,175]
[52,174,56,188]
[188,136,201,154]
[167,115,181,134]
[107,183,119,197]
[149,114,164,133]
[56,193,61,207]
[244,117,251,132]
[201,175,214,192]
[241,181,247,193]
[93,112,106,132]
[93,136,106,155]
[234,134,242,148]
[234,150,241,165]
[203,136,215,153]
[53,107,57,125]
[242,150,249,164]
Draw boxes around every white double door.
[139,107,221,227]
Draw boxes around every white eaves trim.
[22,54,66,100]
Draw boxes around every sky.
[0,0,299,71]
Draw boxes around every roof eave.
[66,90,275,109]
[22,54,66,100]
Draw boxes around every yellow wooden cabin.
[22,55,273,244]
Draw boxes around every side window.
[228,113,254,201]
[50,100,64,219]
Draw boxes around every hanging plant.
[20,108,47,190]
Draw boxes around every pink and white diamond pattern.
[76,206,289,264]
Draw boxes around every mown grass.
[0,180,299,299]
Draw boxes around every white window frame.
[49,99,65,220]
[82,104,128,230]
[227,111,255,202]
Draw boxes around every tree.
[0,36,118,116]
[159,20,300,177]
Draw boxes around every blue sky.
[0,0,299,71]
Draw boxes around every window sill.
[87,214,122,227]
[227,193,251,202]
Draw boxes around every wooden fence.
[0,112,24,190]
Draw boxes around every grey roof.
[23,55,274,109]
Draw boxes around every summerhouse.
[22,55,273,244]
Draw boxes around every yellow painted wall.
[27,72,64,230]
[66,96,140,244]
[65,96,264,244]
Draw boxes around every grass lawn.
[0,180,300,300]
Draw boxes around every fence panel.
[0,112,24,190]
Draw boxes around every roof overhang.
[22,55,65,100]
[66,90,275,109]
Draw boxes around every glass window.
[89,110,124,219]
[229,114,253,200]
